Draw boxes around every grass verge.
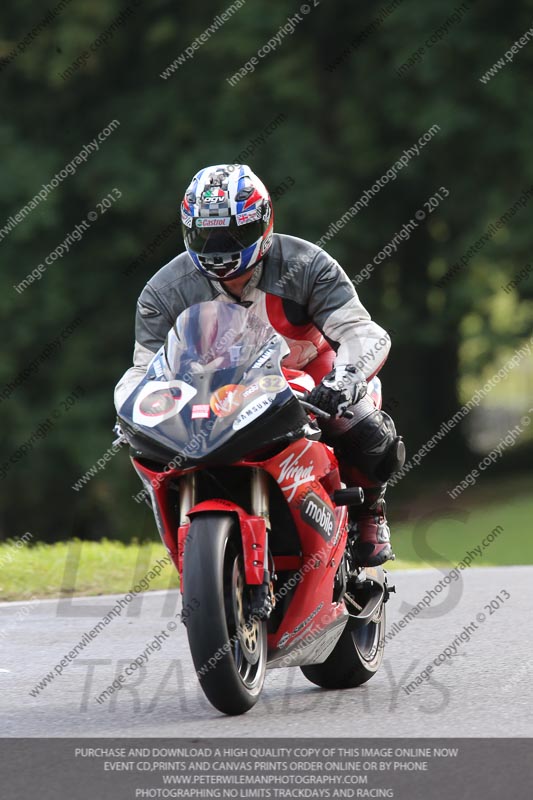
[0,539,178,602]
[390,490,532,570]
[1,485,531,600]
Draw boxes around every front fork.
[249,468,274,617]
[179,469,274,616]
[178,468,270,531]
[250,468,271,574]
[179,471,197,527]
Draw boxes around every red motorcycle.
[117,301,392,715]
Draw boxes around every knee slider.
[378,434,405,482]
[324,407,405,483]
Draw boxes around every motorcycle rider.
[115,164,405,566]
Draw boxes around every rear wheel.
[183,513,267,715]
[301,601,385,690]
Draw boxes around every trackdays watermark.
[382,523,505,649]
[227,2,320,86]
[0,121,120,242]
[93,597,200,705]
[73,653,449,715]
[29,555,172,698]
[94,630,172,704]
[13,188,122,294]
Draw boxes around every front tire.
[183,513,267,715]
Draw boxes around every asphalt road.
[2,566,531,737]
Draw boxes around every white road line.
[0,565,529,608]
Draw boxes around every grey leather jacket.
[114,233,390,410]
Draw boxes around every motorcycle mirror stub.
[333,487,365,506]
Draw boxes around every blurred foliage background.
[1,0,532,544]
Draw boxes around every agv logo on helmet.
[201,188,226,204]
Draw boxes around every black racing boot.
[348,485,394,567]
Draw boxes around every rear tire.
[301,604,385,689]
[183,513,267,715]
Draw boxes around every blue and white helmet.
[181,164,274,281]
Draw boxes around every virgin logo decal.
[278,441,315,501]
[210,384,244,417]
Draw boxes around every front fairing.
[118,302,307,465]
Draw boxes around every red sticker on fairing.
[191,404,210,419]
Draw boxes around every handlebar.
[292,390,354,421]
[298,398,332,419]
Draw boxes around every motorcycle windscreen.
[118,301,298,462]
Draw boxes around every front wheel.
[182,513,267,715]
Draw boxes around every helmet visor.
[183,216,264,256]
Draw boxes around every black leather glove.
[307,365,367,417]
